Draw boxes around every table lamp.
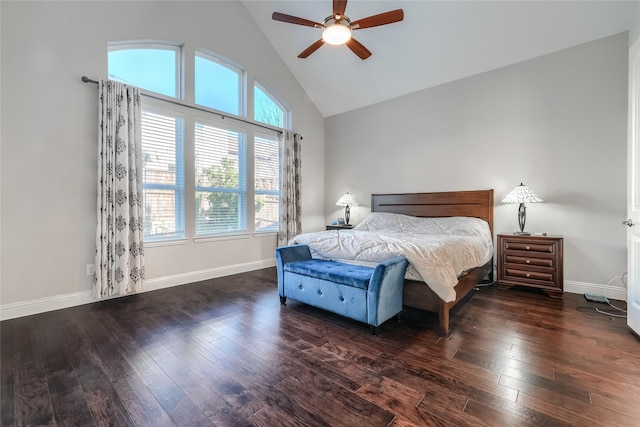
[336,192,358,225]
[501,183,543,235]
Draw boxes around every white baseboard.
[0,258,276,321]
[1,269,625,321]
[564,279,627,302]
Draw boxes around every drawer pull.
[526,273,531,278]
[526,260,530,264]
[525,246,531,250]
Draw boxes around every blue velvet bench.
[275,244,408,335]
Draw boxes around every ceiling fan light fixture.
[322,18,352,45]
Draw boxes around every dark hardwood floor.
[1,267,639,426]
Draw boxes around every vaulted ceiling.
[242,1,637,117]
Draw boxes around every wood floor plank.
[0,345,15,427]
[141,341,230,417]
[111,373,175,427]
[355,375,429,426]
[45,368,95,426]
[276,373,396,426]
[13,361,55,426]
[80,376,135,427]
[146,376,213,426]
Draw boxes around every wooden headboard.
[371,189,494,234]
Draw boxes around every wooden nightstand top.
[326,224,354,230]
[497,233,563,239]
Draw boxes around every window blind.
[254,133,280,232]
[141,109,185,239]
[194,119,247,235]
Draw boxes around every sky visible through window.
[195,55,240,115]
[108,47,285,126]
[254,86,284,128]
[108,48,177,97]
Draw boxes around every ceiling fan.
[272,0,404,60]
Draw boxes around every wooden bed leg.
[439,302,450,336]
[370,325,379,336]
[280,296,287,304]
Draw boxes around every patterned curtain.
[93,80,145,298]
[278,131,302,246]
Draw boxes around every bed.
[292,189,494,334]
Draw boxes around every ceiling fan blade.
[345,38,371,60]
[298,39,325,58]
[333,0,348,19]
[272,12,323,28]
[351,9,404,30]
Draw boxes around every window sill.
[193,233,250,244]
[145,238,188,248]
[253,231,278,238]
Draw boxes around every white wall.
[325,33,629,293]
[0,1,325,316]
[631,2,640,45]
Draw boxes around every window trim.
[194,116,248,237]
[195,49,245,117]
[140,102,186,242]
[254,131,281,234]
[108,41,183,99]
[107,40,290,242]
[254,80,290,130]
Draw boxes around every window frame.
[139,102,186,242]
[108,41,183,99]
[194,117,248,237]
[195,49,245,117]
[107,40,289,243]
[253,131,281,233]
[254,81,290,130]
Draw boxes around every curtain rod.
[81,76,289,137]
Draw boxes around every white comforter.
[290,213,493,302]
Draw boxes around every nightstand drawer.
[503,241,556,254]
[503,268,555,284]
[504,255,554,268]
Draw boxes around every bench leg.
[280,296,287,304]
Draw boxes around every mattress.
[290,212,493,302]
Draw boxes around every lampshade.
[336,192,358,207]
[322,19,352,45]
[501,183,543,204]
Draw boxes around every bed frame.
[371,189,494,335]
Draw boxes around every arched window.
[254,83,287,128]
[108,43,181,98]
[108,41,289,241]
[195,51,243,116]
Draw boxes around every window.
[195,51,242,115]
[108,43,181,98]
[195,119,247,235]
[254,132,280,232]
[254,84,287,232]
[140,106,185,240]
[254,83,287,128]
[108,41,290,242]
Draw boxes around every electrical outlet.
[86,264,96,276]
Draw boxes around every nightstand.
[496,233,564,298]
[326,224,354,230]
